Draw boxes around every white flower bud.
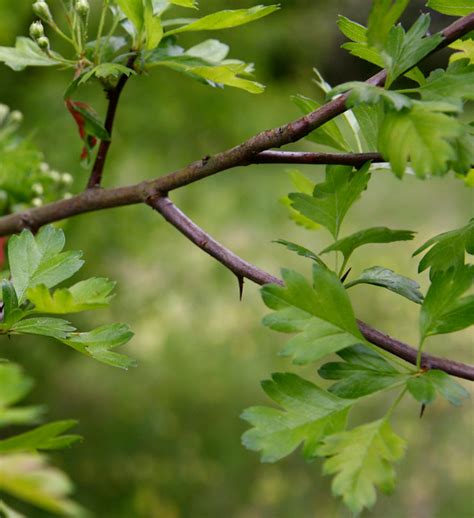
[32,1,54,24]
[39,162,50,173]
[75,0,90,17]
[9,111,23,125]
[32,183,44,195]
[49,170,61,182]
[32,197,43,208]
[29,20,44,40]
[63,192,73,200]
[60,173,73,186]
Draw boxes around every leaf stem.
[95,0,109,63]
[386,387,408,419]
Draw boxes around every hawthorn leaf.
[241,373,351,462]
[0,364,43,428]
[407,376,436,405]
[273,239,325,265]
[417,60,474,108]
[383,15,443,87]
[378,104,465,178]
[0,454,82,516]
[186,39,230,62]
[317,419,406,514]
[0,38,62,71]
[61,323,136,369]
[426,0,474,16]
[166,5,280,36]
[351,103,383,151]
[424,370,469,406]
[1,280,25,327]
[116,0,144,33]
[291,95,350,151]
[10,318,76,340]
[261,265,364,364]
[185,64,264,94]
[319,345,407,399]
[367,0,409,48]
[0,500,24,518]
[144,0,163,49]
[28,278,116,314]
[345,267,424,304]
[0,421,80,454]
[169,0,197,7]
[449,39,474,64]
[328,82,412,111]
[67,103,110,141]
[279,170,320,230]
[289,163,371,239]
[321,227,415,264]
[8,226,84,302]
[79,63,136,84]
[413,219,474,276]
[420,264,474,340]
[337,16,425,84]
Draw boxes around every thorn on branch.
[237,274,244,301]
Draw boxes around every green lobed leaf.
[317,419,406,514]
[321,227,415,264]
[378,104,465,178]
[449,39,474,64]
[0,421,80,454]
[8,226,84,302]
[27,277,116,314]
[351,103,383,151]
[0,364,43,428]
[79,63,136,85]
[426,0,474,16]
[273,239,326,265]
[241,372,352,462]
[291,95,351,151]
[261,264,364,364]
[383,15,443,87]
[416,60,474,108]
[116,0,144,34]
[420,264,474,340]
[328,82,412,111]
[166,5,280,36]
[367,0,410,48]
[68,103,110,140]
[60,323,136,369]
[289,163,371,239]
[0,38,62,71]
[319,345,407,399]
[0,453,82,516]
[413,219,474,276]
[10,318,76,340]
[279,170,320,230]
[407,375,436,405]
[424,370,469,406]
[337,16,425,84]
[345,266,424,304]
[144,0,164,49]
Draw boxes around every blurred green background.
[0,1,472,517]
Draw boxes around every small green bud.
[75,0,90,17]
[32,1,54,24]
[36,36,50,50]
[29,20,44,40]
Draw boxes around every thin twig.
[150,195,474,382]
[252,151,384,166]
[86,54,137,189]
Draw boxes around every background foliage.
[0,1,472,516]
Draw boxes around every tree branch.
[86,54,137,189]
[0,13,471,235]
[252,151,384,166]
[150,195,474,382]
